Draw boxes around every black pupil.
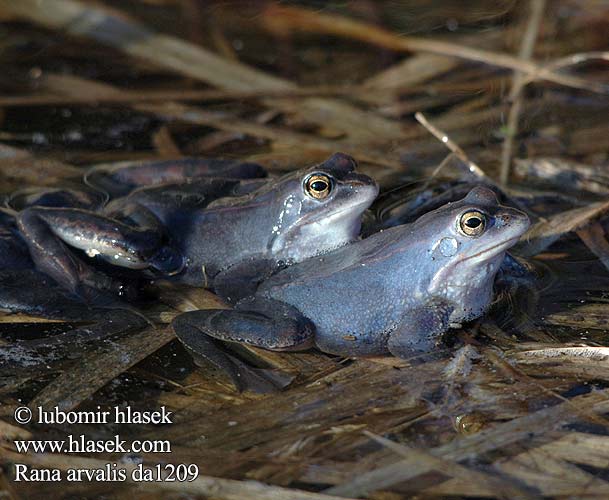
[310,180,327,192]
[466,217,482,228]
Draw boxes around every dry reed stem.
[0,0,405,144]
[363,430,540,498]
[0,86,362,107]
[39,73,404,169]
[414,112,487,179]
[499,0,546,186]
[30,327,175,411]
[517,200,609,257]
[263,4,609,95]
[514,51,609,99]
[577,222,609,273]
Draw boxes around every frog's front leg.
[16,206,183,297]
[213,259,283,303]
[172,297,315,391]
[387,298,455,361]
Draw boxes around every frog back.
[260,227,429,355]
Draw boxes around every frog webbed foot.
[172,297,315,392]
[173,331,295,393]
[387,298,455,362]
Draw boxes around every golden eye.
[304,174,332,199]
[459,210,486,237]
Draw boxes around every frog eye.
[458,210,487,237]
[304,174,332,200]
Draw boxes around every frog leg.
[16,206,183,298]
[176,297,315,350]
[171,327,295,393]
[8,186,106,211]
[104,200,167,234]
[213,259,283,303]
[85,158,267,197]
[0,269,90,318]
[387,298,455,361]
[0,211,33,270]
[172,297,315,391]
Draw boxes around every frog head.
[264,153,379,263]
[418,186,530,321]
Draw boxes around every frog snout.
[495,210,530,231]
[344,172,378,189]
[347,176,379,201]
[496,213,512,226]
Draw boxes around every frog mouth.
[459,236,522,263]
[307,183,377,224]
[315,198,372,221]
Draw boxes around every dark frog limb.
[179,297,315,350]
[0,211,94,317]
[16,206,182,299]
[172,331,297,393]
[0,209,33,271]
[212,258,286,303]
[7,186,107,211]
[172,297,314,392]
[387,299,454,361]
[0,269,94,319]
[85,157,267,197]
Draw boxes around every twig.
[363,431,540,499]
[412,111,541,224]
[500,0,546,186]
[414,112,487,179]
[576,222,609,273]
[516,199,609,257]
[514,51,609,99]
[0,86,362,107]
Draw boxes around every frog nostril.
[497,214,511,225]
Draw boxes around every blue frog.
[173,186,530,389]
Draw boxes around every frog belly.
[314,329,390,356]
